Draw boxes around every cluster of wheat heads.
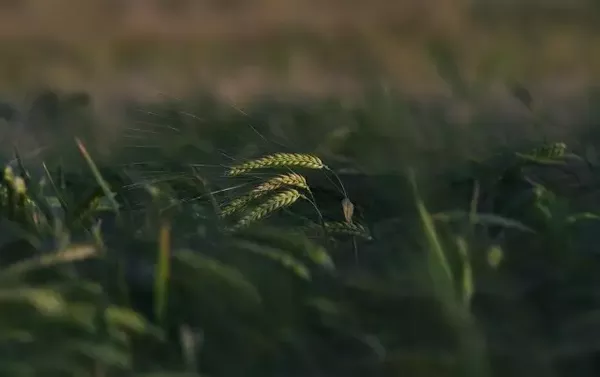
[220,152,372,240]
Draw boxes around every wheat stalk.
[221,173,308,217]
[226,153,326,176]
[232,188,302,229]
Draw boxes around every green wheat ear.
[532,142,567,159]
[230,188,303,230]
[221,173,308,217]
[226,153,327,176]
[309,221,372,240]
[515,142,569,164]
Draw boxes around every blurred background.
[0,0,597,101]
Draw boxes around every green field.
[1,82,600,376]
[2,2,600,377]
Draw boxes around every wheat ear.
[226,153,326,176]
[253,172,309,192]
[232,188,302,229]
[532,142,567,158]
[322,221,372,240]
[221,173,308,217]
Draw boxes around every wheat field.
[0,0,597,101]
[2,3,600,376]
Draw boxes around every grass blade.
[408,170,454,286]
[74,137,120,215]
[154,220,171,324]
[0,244,98,280]
[456,236,473,309]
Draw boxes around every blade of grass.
[0,244,98,281]
[407,169,490,377]
[469,181,480,227]
[74,138,119,215]
[408,170,454,286]
[42,162,69,212]
[432,211,534,233]
[12,146,31,184]
[154,220,171,324]
[456,236,473,309]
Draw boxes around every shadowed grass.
[1,86,600,376]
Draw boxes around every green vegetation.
[1,79,600,377]
[1,33,600,376]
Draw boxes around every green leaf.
[432,211,534,233]
[42,162,69,212]
[0,244,98,281]
[232,227,335,271]
[567,212,600,224]
[174,250,261,304]
[456,237,473,309]
[409,171,454,285]
[105,306,151,334]
[304,241,334,271]
[74,138,120,215]
[0,288,66,316]
[69,341,131,368]
[232,240,311,280]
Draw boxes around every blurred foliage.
[3,73,600,377]
[0,0,597,97]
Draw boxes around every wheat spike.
[517,142,569,165]
[227,153,326,176]
[252,172,308,192]
[221,195,255,217]
[232,188,302,229]
[221,173,308,217]
[532,142,567,159]
[323,221,372,240]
